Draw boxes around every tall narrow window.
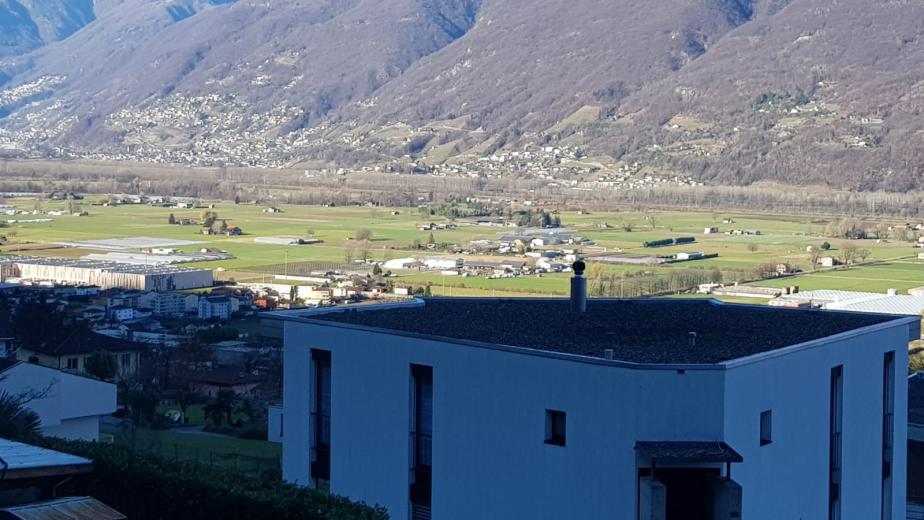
[311,349,331,486]
[882,352,895,520]
[760,410,773,447]
[410,364,433,520]
[829,365,843,520]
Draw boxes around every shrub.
[30,437,388,520]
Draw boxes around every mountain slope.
[603,0,924,190]
[2,0,924,190]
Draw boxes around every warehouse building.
[0,256,212,291]
[270,267,916,520]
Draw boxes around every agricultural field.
[1,198,922,297]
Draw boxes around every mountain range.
[1,0,923,191]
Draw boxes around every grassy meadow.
[2,198,923,298]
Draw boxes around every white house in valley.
[0,358,117,441]
[271,276,915,520]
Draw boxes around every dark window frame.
[545,409,567,447]
[410,364,433,509]
[829,365,843,520]
[882,352,895,520]
[310,349,331,484]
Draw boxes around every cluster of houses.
[0,205,86,218]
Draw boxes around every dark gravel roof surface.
[309,298,897,364]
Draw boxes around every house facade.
[15,329,144,381]
[274,294,914,520]
[0,359,117,441]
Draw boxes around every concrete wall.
[723,323,909,520]
[283,321,724,520]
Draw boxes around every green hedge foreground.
[32,437,389,520]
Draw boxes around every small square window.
[760,410,772,446]
[545,409,566,446]
[66,357,78,370]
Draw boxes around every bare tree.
[841,244,858,264]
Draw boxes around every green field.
[2,199,923,297]
[759,261,924,293]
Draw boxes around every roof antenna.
[571,260,587,313]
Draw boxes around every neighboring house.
[175,367,267,397]
[0,438,125,517]
[0,359,116,441]
[15,329,145,381]
[198,296,233,320]
[270,275,915,520]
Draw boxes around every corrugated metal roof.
[831,297,924,316]
[0,438,91,478]
[792,290,924,316]
[0,497,125,520]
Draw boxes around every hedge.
[31,437,389,520]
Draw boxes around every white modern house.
[0,359,117,441]
[271,266,916,520]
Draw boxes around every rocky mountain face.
[1,0,923,190]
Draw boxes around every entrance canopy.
[635,441,743,465]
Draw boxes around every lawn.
[102,425,280,471]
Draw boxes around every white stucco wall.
[0,362,116,441]
[283,322,724,519]
[281,314,912,520]
[723,323,909,520]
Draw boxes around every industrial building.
[772,289,924,317]
[271,267,916,520]
[0,256,213,291]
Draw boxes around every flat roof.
[0,438,92,479]
[282,298,902,365]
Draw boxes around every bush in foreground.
[32,437,388,520]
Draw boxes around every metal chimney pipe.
[571,260,587,313]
